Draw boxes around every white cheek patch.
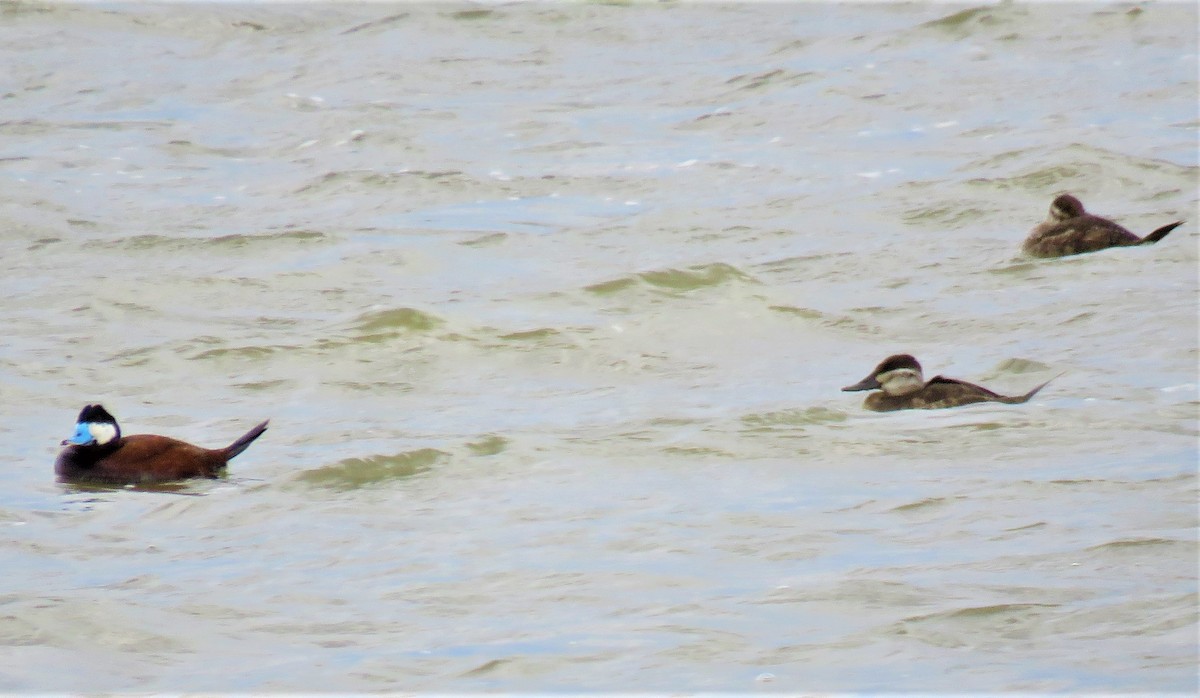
[880,368,923,396]
[88,422,118,445]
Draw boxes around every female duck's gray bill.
[842,375,881,392]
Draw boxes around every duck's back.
[864,377,1002,412]
[1023,215,1140,257]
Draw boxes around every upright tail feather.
[1140,221,1183,245]
[223,420,269,460]
[999,373,1064,404]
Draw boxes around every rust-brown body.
[55,417,268,485]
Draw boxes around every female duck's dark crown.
[877,354,921,374]
[77,404,116,424]
[1052,194,1085,217]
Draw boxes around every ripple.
[722,68,820,95]
[295,448,447,490]
[741,407,846,430]
[191,344,287,361]
[914,4,1028,39]
[465,435,509,457]
[585,262,756,296]
[389,194,642,234]
[351,307,444,335]
[991,357,1054,374]
[894,603,1062,649]
[768,305,880,335]
[900,204,994,228]
[889,496,961,513]
[498,328,562,342]
[295,169,469,196]
[1085,537,1186,552]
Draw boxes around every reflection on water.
[0,2,1196,693]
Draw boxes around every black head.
[76,404,116,424]
[63,404,121,447]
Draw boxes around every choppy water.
[1,2,1197,692]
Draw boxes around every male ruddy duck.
[55,404,269,484]
[842,354,1056,412]
[1022,193,1183,258]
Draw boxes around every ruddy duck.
[842,354,1056,412]
[1022,193,1183,258]
[55,404,269,484]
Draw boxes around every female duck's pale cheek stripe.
[879,369,923,396]
[87,422,118,445]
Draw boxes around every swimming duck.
[55,404,269,484]
[1022,193,1183,258]
[842,354,1056,412]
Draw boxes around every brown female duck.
[1022,193,1182,258]
[843,354,1056,412]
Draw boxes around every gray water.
[1,2,1197,693]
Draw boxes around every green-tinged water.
[0,2,1196,692]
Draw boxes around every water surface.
[0,2,1196,692]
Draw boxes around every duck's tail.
[223,420,269,460]
[998,373,1063,404]
[1140,221,1183,245]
